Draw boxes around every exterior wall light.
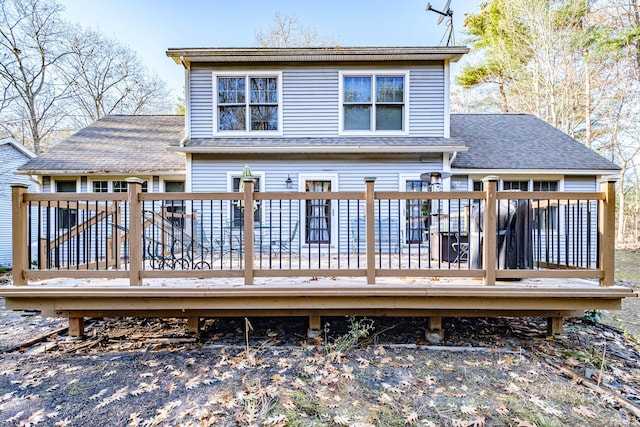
[285,175,293,189]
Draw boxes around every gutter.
[166,145,469,154]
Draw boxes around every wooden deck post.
[482,176,498,286]
[187,317,201,334]
[113,202,122,268]
[427,316,443,331]
[308,314,321,338]
[599,177,617,286]
[126,178,144,286]
[11,183,30,286]
[243,178,255,285]
[547,317,563,336]
[365,177,377,284]
[68,317,85,338]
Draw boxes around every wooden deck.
[4,176,635,337]
[2,277,634,337]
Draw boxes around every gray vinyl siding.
[189,65,446,138]
[283,69,338,136]
[190,68,214,137]
[191,156,441,251]
[564,176,597,192]
[409,66,445,136]
[0,145,34,267]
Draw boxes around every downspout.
[28,175,43,191]
[448,151,458,167]
[179,56,191,148]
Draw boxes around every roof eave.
[450,167,621,175]
[16,168,186,176]
[166,46,470,66]
[167,145,468,154]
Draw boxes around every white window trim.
[51,177,80,193]
[213,71,283,136]
[338,70,410,136]
[87,177,152,193]
[467,176,565,192]
[227,170,266,226]
[51,178,80,230]
[159,177,186,192]
[298,174,338,247]
[400,175,430,245]
[88,178,109,193]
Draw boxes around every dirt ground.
[1,252,639,426]
[1,314,639,426]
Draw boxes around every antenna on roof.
[426,0,455,46]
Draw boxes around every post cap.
[364,177,377,182]
[10,183,30,189]
[598,175,619,184]
[481,175,499,183]
[125,177,145,185]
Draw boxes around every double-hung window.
[532,181,559,231]
[341,72,407,133]
[216,74,280,133]
[55,180,78,230]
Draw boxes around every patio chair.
[451,232,469,263]
[270,221,298,257]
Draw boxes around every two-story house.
[18,46,619,253]
[8,46,631,338]
[161,46,618,248]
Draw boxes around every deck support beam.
[68,317,85,337]
[547,317,564,336]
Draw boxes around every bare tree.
[63,27,173,127]
[255,12,339,47]
[0,0,72,154]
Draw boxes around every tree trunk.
[617,160,627,245]
[584,53,592,148]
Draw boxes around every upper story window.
[340,72,408,133]
[216,74,281,133]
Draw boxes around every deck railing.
[11,176,617,287]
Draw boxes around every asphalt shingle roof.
[19,113,619,175]
[450,114,619,171]
[19,115,185,175]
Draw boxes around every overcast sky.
[57,0,482,97]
